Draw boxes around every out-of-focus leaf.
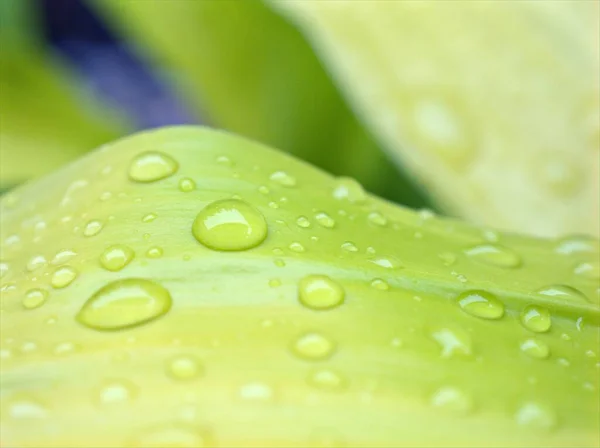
[91,0,432,209]
[0,0,129,190]
[268,0,600,238]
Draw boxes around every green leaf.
[267,0,600,238]
[1,126,598,446]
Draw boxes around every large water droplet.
[100,245,135,272]
[520,338,550,359]
[22,288,49,310]
[430,387,472,414]
[537,285,589,303]
[315,212,335,229]
[128,151,178,182]
[298,275,345,310]
[520,305,552,333]
[51,266,78,289]
[308,369,346,391]
[77,278,172,331]
[515,402,556,430]
[464,243,521,268]
[292,333,335,360]
[574,260,599,280]
[192,199,267,251]
[456,290,504,319]
[332,177,367,203]
[83,220,104,237]
[270,171,297,187]
[167,355,203,381]
[97,379,137,405]
[431,327,472,358]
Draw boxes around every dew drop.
[100,245,135,272]
[178,177,196,192]
[332,177,367,203]
[536,285,589,303]
[258,185,270,195]
[167,355,203,381]
[431,327,472,358]
[292,333,335,360]
[367,212,387,226]
[133,425,209,448]
[369,256,401,269]
[26,255,47,272]
[555,235,599,255]
[239,382,274,402]
[51,266,78,289]
[520,338,550,359]
[0,262,8,279]
[456,290,504,319]
[51,249,77,265]
[289,242,305,253]
[308,369,346,391]
[298,275,345,310]
[192,199,268,251]
[83,220,104,237]
[464,243,521,268]
[98,379,137,405]
[53,341,77,356]
[146,246,164,258]
[269,170,297,187]
[520,305,552,333]
[22,288,49,310]
[438,252,457,266]
[515,402,556,430]
[296,216,311,228]
[268,278,281,288]
[142,213,157,223]
[370,278,389,291]
[315,212,335,228]
[8,397,48,419]
[341,241,358,252]
[128,151,178,182]
[216,155,233,166]
[574,260,599,280]
[77,278,172,331]
[430,387,472,414]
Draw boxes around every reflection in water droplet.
[308,369,346,391]
[430,387,472,414]
[293,333,335,360]
[537,285,589,303]
[22,288,49,310]
[100,245,135,272]
[270,171,297,187]
[332,177,367,203]
[77,278,172,331]
[128,151,178,182]
[520,339,550,359]
[315,212,335,229]
[431,328,472,358]
[83,220,104,237]
[51,266,78,289]
[456,290,504,319]
[298,275,345,310]
[239,382,274,402]
[367,212,387,226]
[192,199,267,251]
[464,244,521,268]
[167,355,203,380]
[178,178,196,192]
[98,379,137,405]
[515,402,556,430]
[520,305,552,333]
[574,261,599,280]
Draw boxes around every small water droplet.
[100,245,135,272]
[296,216,311,228]
[77,278,172,331]
[99,191,112,201]
[270,171,296,187]
[192,199,268,251]
[26,255,47,272]
[520,338,550,359]
[129,151,178,182]
[142,213,157,223]
[537,285,589,303]
[178,178,196,192]
[556,357,570,367]
[133,424,210,447]
[22,288,49,310]
[464,243,521,268]
[216,155,233,166]
[370,278,389,291]
[369,256,401,269]
[332,177,367,203]
[555,235,599,255]
[51,249,77,265]
[574,260,599,280]
[146,246,164,258]
[289,242,305,253]
[438,252,457,266]
[167,355,203,380]
[292,333,335,360]
[8,397,48,419]
[51,266,78,289]
[298,275,345,310]
[0,262,8,279]
[367,212,387,226]
[341,241,358,252]
[515,402,556,430]
[431,327,472,358]
[308,369,346,391]
[520,305,552,333]
[268,278,281,288]
[258,185,269,195]
[98,379,137,405]
[430,387,472,414]
[274,258,285,268]
[53,341,77,356]
[239,382,274,402]
[315,212,335,228]
[83,220,104,237]
[456,290,504,319]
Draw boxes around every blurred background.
[1,0,598,238]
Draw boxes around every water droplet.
[100,245,135,272]
[341,242,358,252]
[216,155,233,166]
[99,191,112,201]
[557,357,570,367]
[464,243,521,268]
[239,382,274,402]
[515,402,556,430]
[308,369,346,391]
[296,216,311,228]
[537,285,589,303]
[22,288,49,310]
[83,220,104,237]
[370,278,389,291]
[431,327,472,358]
[292,333,335,360]
[51,266,78,289]
[315,212,335,228]
[142,213,157,223]
[51,249,77,265]
[456,290,504,320]
[555,235,599,255]
[438,252,457,266]
[53,341,77,355]
[26,255,47,272]
[332,177,367,203]
[298,275,345,310]
[167,355,203,381]
[77,278,172,331]
[128,151,178,182]
[574,260,599,280]
[520,339,550,359]
[369,256,401,269]
[289,242,305,253]
[98,379,137,405]
[133,425,209,447]
[367,212,387,226]
[274,258,285,268]
[192,199,268,251]
[430,387,472,414]
[146,246,164,258]
[178,178,196,192]
[0,262,8,279]
[269,170,297,187]
[8,397,48,419]
[258,185,270,195]
[520,305,552,333]
[268,278,282,288]
[538,155,582,197]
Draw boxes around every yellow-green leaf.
[1,126,598,447]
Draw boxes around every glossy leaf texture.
[268,0,600,237]
[1,126,598,447]
[91,0,432,209]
